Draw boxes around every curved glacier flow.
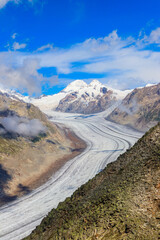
[0,106,143,240]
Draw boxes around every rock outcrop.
[24,122,160,240]
[56,80,129,114]
[107,83,160,131]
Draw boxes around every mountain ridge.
[1,80,159,130]
[0,93,86,204]
[29,80,131,113]
[107,83,160,131]
[24,122,160,240]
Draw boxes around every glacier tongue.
[0,107,142,240]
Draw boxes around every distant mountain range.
[30,80,160,131]
[30,80,131,114]
[0,80,159,131]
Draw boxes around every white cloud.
[0,59,44,95]
[36,43,53,52]
[148,27,160,44]
[27,29,160,89]
[0,0,35,9]
[1,116,46,137]
[12,42,27,51]
[0,57,58,95]
[137,27,160,46]
[11,33,17,39]
[30,30,128,75]
[0,0,19,9]
[1,28,160,93]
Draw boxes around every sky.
[0,0,160,95]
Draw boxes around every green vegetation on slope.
[24,123,160,240]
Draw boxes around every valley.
[0,105,142,240]
[0,2,160,239]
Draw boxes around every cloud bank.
[28,28,160,89]
[0,27,160,93]
[0,59,42,95]
[1,116,46,137]
[0,58,58,95]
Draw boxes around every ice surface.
[0,105,142,240]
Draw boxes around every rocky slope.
[0,92,85,205]
[107,83,160,131]
[24,122,160,240]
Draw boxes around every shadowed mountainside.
[24,122,160,240]
[107,83,160,131]
[0,93,85,204]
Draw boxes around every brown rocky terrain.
[24,121,160,240]
[107,83,160,131]
[0,92,86,205]
[56,88,117,114]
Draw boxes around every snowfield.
[0,105,143,240]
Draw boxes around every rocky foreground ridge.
[107,83,160,131]
[24,122,160,240]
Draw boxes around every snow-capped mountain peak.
[28,79,132,113]
[89,79,102,87]
[55,80,132,114]
[0,79,132,114]
[63,80,88,93]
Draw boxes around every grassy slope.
[25,123,160,240]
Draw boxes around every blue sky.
[0,0,160,95]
